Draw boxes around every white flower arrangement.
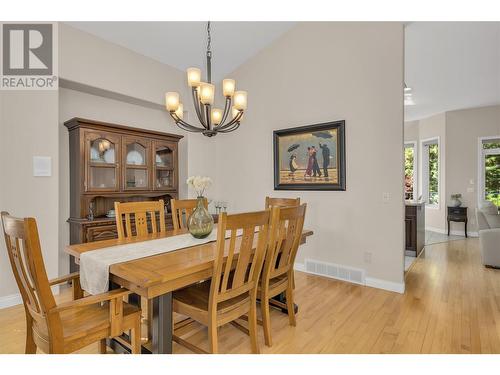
[186,176,212,198]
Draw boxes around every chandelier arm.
[170,112,204,132]
[217,122,241,133]
[191,88,207,128]
[216,110,243,130]
[205,104,212,130]
[219,97,231,127]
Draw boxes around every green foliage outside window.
[485,154,500,207]
[404,146,414,200]
[428,144,439,205]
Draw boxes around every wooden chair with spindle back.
[172,210,271,354]
[114,199,166,239]
[259,204,306,347]
[1,212,142,354]
[170,198,208,230]
[265,196,300,209]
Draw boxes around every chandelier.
[165,22,247,137]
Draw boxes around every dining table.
[65,227,313,354]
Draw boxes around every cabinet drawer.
[86,225,118,242]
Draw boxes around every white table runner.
[80,230,220,295]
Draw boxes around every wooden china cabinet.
[65,118,183,272]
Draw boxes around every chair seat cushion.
[173,280,250,314]
[60,301,140,341]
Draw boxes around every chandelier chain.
[206,21,212,55]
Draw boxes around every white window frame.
[421,137,440,209]
[477,135,500,206]
[404,141,418,201]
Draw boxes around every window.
[422,138,439,207]
[480,137,500,207]
[404,142,417,200]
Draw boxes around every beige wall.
[0,91,59,299]
[446,105,500,232]
[404,120,419,143]
[214,22,405,288]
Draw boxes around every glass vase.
[187,196,214,239]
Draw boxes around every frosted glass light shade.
[199,83,215,105]
[232,107,243,121]
[211,108,223,125]
[187,68,201,87]
[223,79,235,97]
[165,92,180,111]
[174,103,184,120]
[233,91,247,110]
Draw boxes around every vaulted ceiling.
[66,21,296,82]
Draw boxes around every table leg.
[152,292,173,354]
[448,220,450,236]
[465,219,468,238]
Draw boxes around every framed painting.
[273,120,346,191]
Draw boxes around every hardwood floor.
[1,237,499,353]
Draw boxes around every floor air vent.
[304,258,365,285]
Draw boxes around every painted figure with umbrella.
[287,143,300,178]
[313,131,332,178]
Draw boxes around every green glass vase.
[187,196,214,239]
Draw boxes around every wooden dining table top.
[65,228,313,299]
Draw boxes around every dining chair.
[172,210,271,354]
[265,196,300,209]
[114,199,166,342]
[114,199,166,238]
[170,198,208,230]
[1,212,142,354]
[259,204,307,347]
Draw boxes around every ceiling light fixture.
[165,22,246,137]
[404,83,415,106]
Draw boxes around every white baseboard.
[294,262,405,294]
[294,262,305,272]
[0,285,60,310]
[0,293,22,309]
[426,226,478,238]
[365,277,405,294]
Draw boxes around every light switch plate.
[33,156,52,177]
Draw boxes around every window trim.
[477,135,500,207]
[404,141,418,201]
[420,137,440,209]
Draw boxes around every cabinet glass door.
[86,132,120,192]
[153,142,175,190]
[124,137,150,190]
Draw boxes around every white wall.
[214,22,405,289]
[0,91,59,301]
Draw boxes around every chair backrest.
[265,196,300,209]
[114,200,166,239]
[209,210,270,309]
[262,204,307,284]
[170,198,208,230]
[1,212,57,338]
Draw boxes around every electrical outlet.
[364,252,372,264]
[467,187,474,193]
[383,192,390,203]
